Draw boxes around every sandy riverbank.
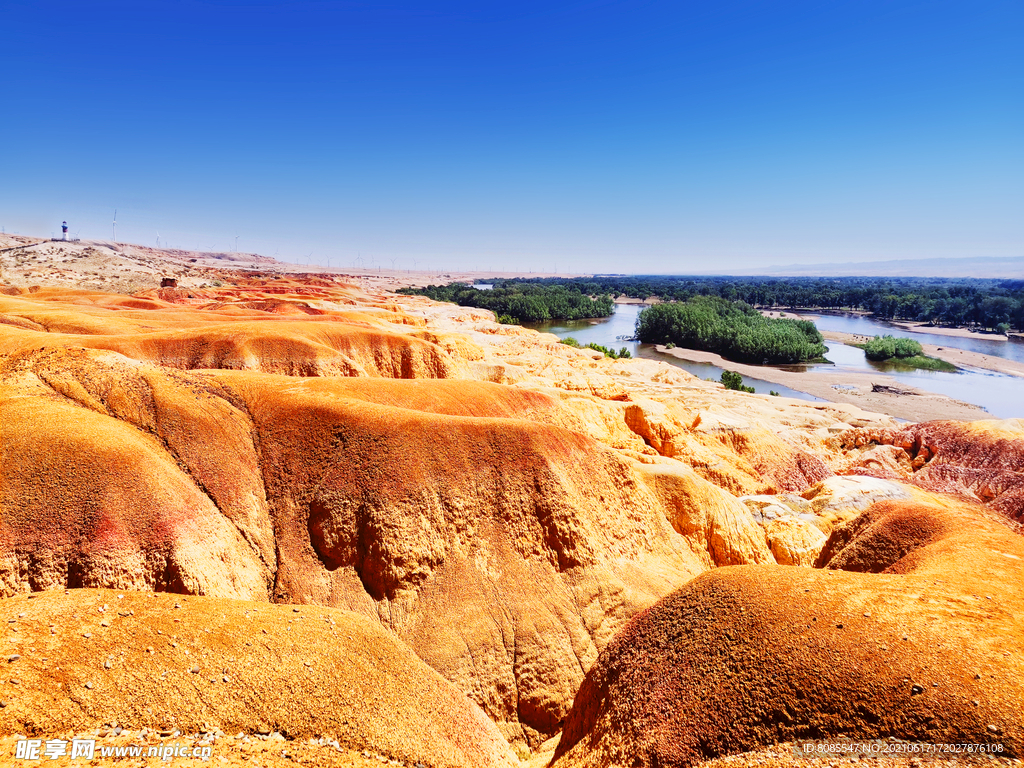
[657,344,989,422]
[887,319,1010,341]
[761,310,803,320]
[612,296,665,305]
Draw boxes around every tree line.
[499,276,1024,331]
[397,282,614,322]
[635,297,827,365]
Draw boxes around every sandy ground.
[761,310,804,320]
[612,296,661,305]
[657,345,988,423]
[698,741,1022,768]
[888,319,1011,341]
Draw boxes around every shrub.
[720,370,755,393]
[863,335,922,360]
[578,342,631,359]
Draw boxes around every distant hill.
[711,256,1024,279]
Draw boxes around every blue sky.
[3,0,1022,273]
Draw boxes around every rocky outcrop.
[638,461,775,567]
[552,498,1023,767]
[838,420,1024,521]
[213,369,717,748]
[762,518,826,566]
[621,399,839,497]
[0,349,273,599]
[712,427,832,493]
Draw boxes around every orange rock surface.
[838,420,1024,521]
[0,590,517,768]
[0,266,1019,764]
[553,498,1023,767]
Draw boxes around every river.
[804,312,1024,364]
[524,305,1024,418]
[523,305,825,402]
[811,340,1022,419]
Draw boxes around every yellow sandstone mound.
[0,343,783,748]
[0,589,518,768]
[0,290,460,380]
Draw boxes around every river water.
[523,305,825,402]
[813,340,1023,419]
[524,305,1024,418]
[805,312,1024,364]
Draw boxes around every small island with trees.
[635,297,827,365]
[853,335,957,372]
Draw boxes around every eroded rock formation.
[0,343,790,746]
[838,420,1024,521]
[0,273,1019,763]
[553,498,1023,767]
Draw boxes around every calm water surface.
[815,341,1022,419]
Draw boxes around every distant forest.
[500,276,1024,331]
[397,282,614,322]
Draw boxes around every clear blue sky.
[3,0,1022,273]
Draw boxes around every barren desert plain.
[0,238,1021,767]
